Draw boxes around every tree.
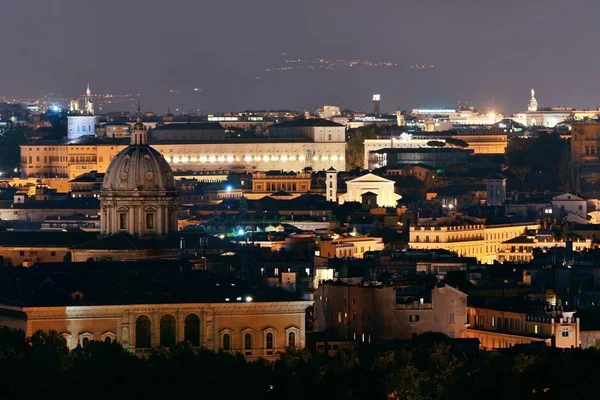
[346,125,385,170]
[0,123,30,174]
[505,133,569,191]
[445,138,468,148]
[427,140,446,148]
[509,165,532,189]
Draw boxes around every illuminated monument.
[527,88,538,112]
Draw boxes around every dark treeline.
[1,328,599,399]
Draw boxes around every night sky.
[2,0,599,114]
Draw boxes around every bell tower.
[326,167,337,202]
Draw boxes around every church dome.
[99,104,178,237]
[102,145,175,192]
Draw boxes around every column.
[128,208,134,235]
[137,205,143,234]
[178,312,185,343]
[164,207,169,234]
[152,312,160,347]
[157,205,164,235]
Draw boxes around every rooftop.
[270,118,344,128]
[0,260,302,307]
[151,122,225,131]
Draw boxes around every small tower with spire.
[84,83,94,115]
[131,101,147,145]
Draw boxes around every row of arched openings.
[135,314,200,348]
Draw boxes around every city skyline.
[2,0,600,113]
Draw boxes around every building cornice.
[13,301,313,320]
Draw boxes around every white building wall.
[67,116,96,141]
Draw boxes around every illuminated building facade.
[363,129,508,168]
[313,283,467,341]
[467,304,580,349]
[571,122,600,191]
[409,222,540,264]
[317,237,384,259]
[0,263,311,358]
[20,120,346,179]
[250,171,312,197]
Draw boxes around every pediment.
[347,173,393,184]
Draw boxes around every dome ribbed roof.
[102,145,175,192]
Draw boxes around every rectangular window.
[449,313,455,324]
[480,316,484,328]
[562,329,569,337]
[534,324,538,334]
[409,315,420,322]
[338,312,342,323]
[146,213,154,230]
[515,320,520,331]
[119,213,127,230]
[491,316,495,327]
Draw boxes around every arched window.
[585,146,590,155]
[266,332,273,349]
[104,336,112,344]
[222,333,231,350]
[184,314,200,347]
[135,315,152,349]
[244,333,252,350]
[592,147,597,156]
[160,314,176,347]
[288,332,296,348]
[82,337,90,348]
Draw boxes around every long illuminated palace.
[20,118,347,179]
